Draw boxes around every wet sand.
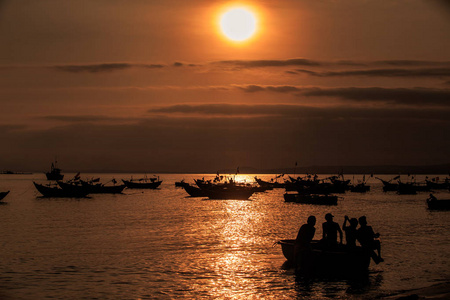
[381,282,450,299]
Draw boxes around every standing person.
[342,216,358,248]
[322,213,343,247]
[357,216,383,263]
[294,215,316,275]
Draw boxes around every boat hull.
[427,199,450,210]
[0,191,10,201]
[183,184,207,197]
[203,187,254,200]
[277,239,370,275]
[34,182,89,198]
[80,181,126,194]
[122,180,162,189]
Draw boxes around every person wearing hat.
[322,213,343,248]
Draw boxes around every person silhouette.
[343,216,358,248]
[357,216,383,263]
[295,215,316,274]
[322,213,343,248]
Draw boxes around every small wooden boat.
[254,176,284,189]
[33,182,89,198]
[183,184,207,197]
[45,161,64,181]
[0,191,10,201]
[175,180,188,188]
[276,239,371,275]
[284,193,338,205]
[427,197,450,210]
[122,177,162,189]
[80,180,126,194]
[350,183,370,193]
[202,186,255,200]
[375,176,399,192]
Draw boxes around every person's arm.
[322,223,326,239]
[338,224,343,244]
[343,216,349,229]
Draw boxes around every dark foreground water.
[0,173,449,299]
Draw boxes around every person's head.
[350,218,358,227]
[358,216,367,226]
[307,215,316,226]
[325,213,334,221]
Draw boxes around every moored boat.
[0,191,10,201]
[276,239,371,275]
[182,183,207,197]
[45,160,64,181]
[350,183,370,193]
[202,185,255,200]
[33,182,89,198]
[122,176,162,189]
[427,196,450,210]
[80,180,126,194]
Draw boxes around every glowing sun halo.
[220,8,257,42]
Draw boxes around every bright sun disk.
[220,8,257,42]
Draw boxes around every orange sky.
[1,0,450,172]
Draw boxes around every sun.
[220,7,257,42]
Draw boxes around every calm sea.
[0,173,449,299]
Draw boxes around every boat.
[0,191,10,201]
[182,183,207,197]
[427,196,450,210]
[202,185,255,200]
[122,176,162,189]
[80,179,126,194]
[350,183,370,193]
[284,193,338,205]
[397,181,417,195]
[175,180,188,188]
[33,182,89,198]
[254,176,284,189]
[45,161,64,181]
[425,178,449,190]
[375,177,399,192]
[276,239,371,275]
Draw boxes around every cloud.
[295,67,450,78]
[40,115,140,123]
[148,103,450,122]
[53,63,134,73]
[51,63,166,73]
[214,58,322,68]
[300,87,450,106]
[232,85,450,107]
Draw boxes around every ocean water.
[0,173,449,299]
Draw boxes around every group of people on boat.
[295,213,383,268]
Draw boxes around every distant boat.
[80,179,126,194]
[375,177,399,192]
[0,191,10,201]
[350,183,370,193]
[427,196,450,210]
[122,176,162,189]
[276,239,371,275]
[33,182,89,198]
[202,185,255,200]
[284,193,338,205]
[182,183,207,197]
[45,161,64,181]
[425,177,450,190]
